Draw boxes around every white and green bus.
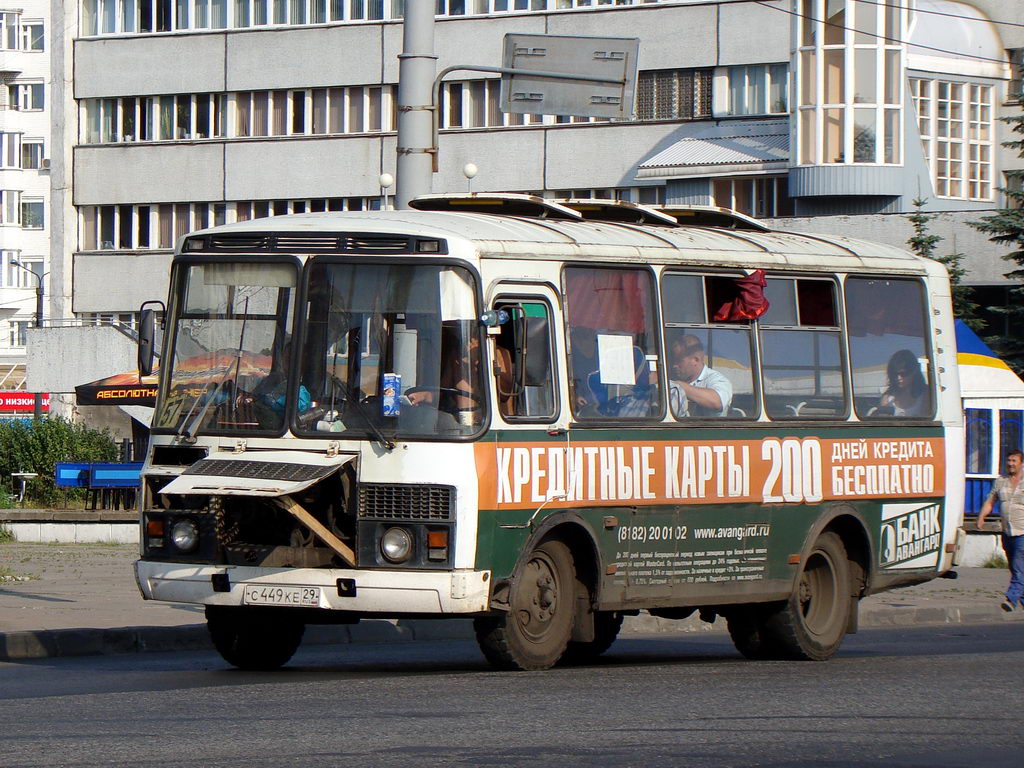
[134,195,964,670]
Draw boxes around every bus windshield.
[294,260,485,440]
[153,261,297,436]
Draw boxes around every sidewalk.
[1,541,1021,661]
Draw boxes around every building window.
[9,320,29,347]
[796,0,904,165]
[0,133,21,168]
[0,251,33,288]
[21,200,44,229]
[78,312,138,329]
[9,83,44,111]
[727,64,788,116]
[711,176,793,218]
[79,197,382,251]
[21,21,43,50]
[1008,48,1024,103]
[1005,171,1024,209]
[911,78,993,200]
[1,190,20,224]
[636,69,713,121]
[21,141,44,170]
[0,12,19,49]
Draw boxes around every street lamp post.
[11,259,44,420]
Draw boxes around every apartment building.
[0,2,49,416]
[29,0,1024,432]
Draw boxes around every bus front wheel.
[474,539,576,671]
[729,532,852,662]
[560,610,624,665]
[206,606,305,670]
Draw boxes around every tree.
[906,198,983,332]
[971,107,1024,374]
[0,418,118,506]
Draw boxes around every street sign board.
[500,33,639,120]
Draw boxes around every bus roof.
[182,209,934,276]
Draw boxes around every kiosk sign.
[0,392,49,413]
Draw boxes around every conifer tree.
[907,198,983,332]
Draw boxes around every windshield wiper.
[345,395,395,452]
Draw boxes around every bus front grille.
[358,484,455,521]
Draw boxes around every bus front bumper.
[135,560,492,615]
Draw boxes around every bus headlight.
[380,527,414,563]
[170,519,200,553]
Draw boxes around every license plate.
[241,585,321,608]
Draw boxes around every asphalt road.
[1,624,1021,768]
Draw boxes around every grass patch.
[0,566,37,583]
[0,524,13,543]
[982,554,1008,569]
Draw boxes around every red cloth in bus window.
[566,269,649,334]
[711,269,769,322]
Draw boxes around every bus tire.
[763,531,852,661]
[473,539,576,671]
[561,611,624,665]
[206,607,305,670]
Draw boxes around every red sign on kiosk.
[0,392,50,413]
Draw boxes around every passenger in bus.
[878,349,928,417]
[407,329,483,425]
[668,334,732,418]
[568,327,600,409]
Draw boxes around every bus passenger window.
[760,277,846,419]
[565,267,662,420]
[846,277,933,419]
[662,273,757,419]
[493,300,557,421]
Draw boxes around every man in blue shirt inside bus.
[669,334,732,418]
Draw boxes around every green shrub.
[983,554,1008,569]
[0,417,119,507]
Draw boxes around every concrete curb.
[2,603,1019,662]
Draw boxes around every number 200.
[761,438,822,504]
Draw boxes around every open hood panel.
[159,451,356,497]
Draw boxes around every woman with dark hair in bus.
[879,349,928,417]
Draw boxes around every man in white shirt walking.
[978,449,1024,612]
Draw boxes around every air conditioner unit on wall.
[40,158,49,169]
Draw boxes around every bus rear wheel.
[206,606,305,670]
[474,539,576,671]
[726,607,778,660]
[728,532,851,662]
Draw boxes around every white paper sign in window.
[597,333,636,385]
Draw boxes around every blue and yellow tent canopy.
[955,320,1024,398]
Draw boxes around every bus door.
[486,286,568,525]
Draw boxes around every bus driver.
[669,334,732,418]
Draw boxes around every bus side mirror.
[138,301,164,376]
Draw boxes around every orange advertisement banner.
[475,436,946,511]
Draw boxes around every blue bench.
[88,462,143,510]
[53,461,142,510]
